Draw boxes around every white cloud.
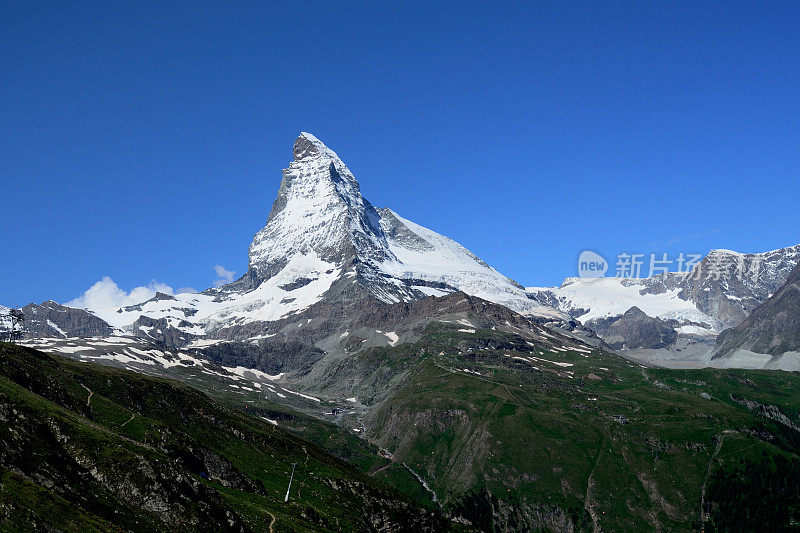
[66,277,190,310]
[176,286,199,294]
[213,265,236,287]
[148,281,175,295]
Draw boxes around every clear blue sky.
[2,1,799,306]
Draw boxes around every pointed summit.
[292,132,338,161]
[246,133,391,287]
[228,133,559,317]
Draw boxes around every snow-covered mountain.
[65,133,561,345]
[530,275,712,330]
[529,244,800,364]
[531,244,800,334]
[15,133,797,370]
[0,305,10,333]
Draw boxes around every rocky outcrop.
[713,263,800,359]
[132,315,196,348]
[450,489,583,532]
[21,301,113,338]
[199,339,325,375]
[587,307,677,350]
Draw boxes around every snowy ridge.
[378,210,557,317]
[86,252,341,332]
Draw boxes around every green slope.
[9,313,800,532]
[0,342,446,532]
[352,324,800,531]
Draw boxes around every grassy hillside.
[8,313,800,532]
[0,342,446,532]
[352,323,800,531]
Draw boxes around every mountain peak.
[237,134,555,320]
[623,306,648,318]
[246,133,390,286]
[292,132,338,162]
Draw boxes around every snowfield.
[529,276,714,327]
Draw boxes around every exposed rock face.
[713,263,800,359]
[679,246,800,329]
[20,301,114,338]
[587,306,677,350]
[449,488,580,533]
[131,315,196,348]
[209,291,579,356]
[200,339,325,375]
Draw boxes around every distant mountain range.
[6,133,800,367]
[530,244,800,367]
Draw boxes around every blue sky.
[2,1,799,306]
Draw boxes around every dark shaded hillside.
[705,452,800,531]
[21,300,114,338]
[0,342,446,532]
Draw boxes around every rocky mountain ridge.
[531,244,800,331]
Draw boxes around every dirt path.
[265,510,276,533]
[120,413,135,428]
[80,384,93,407]
[371,457,396,475]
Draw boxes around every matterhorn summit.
[244,133,394,290]
[58,133,561,345]
[234,132,557,315]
